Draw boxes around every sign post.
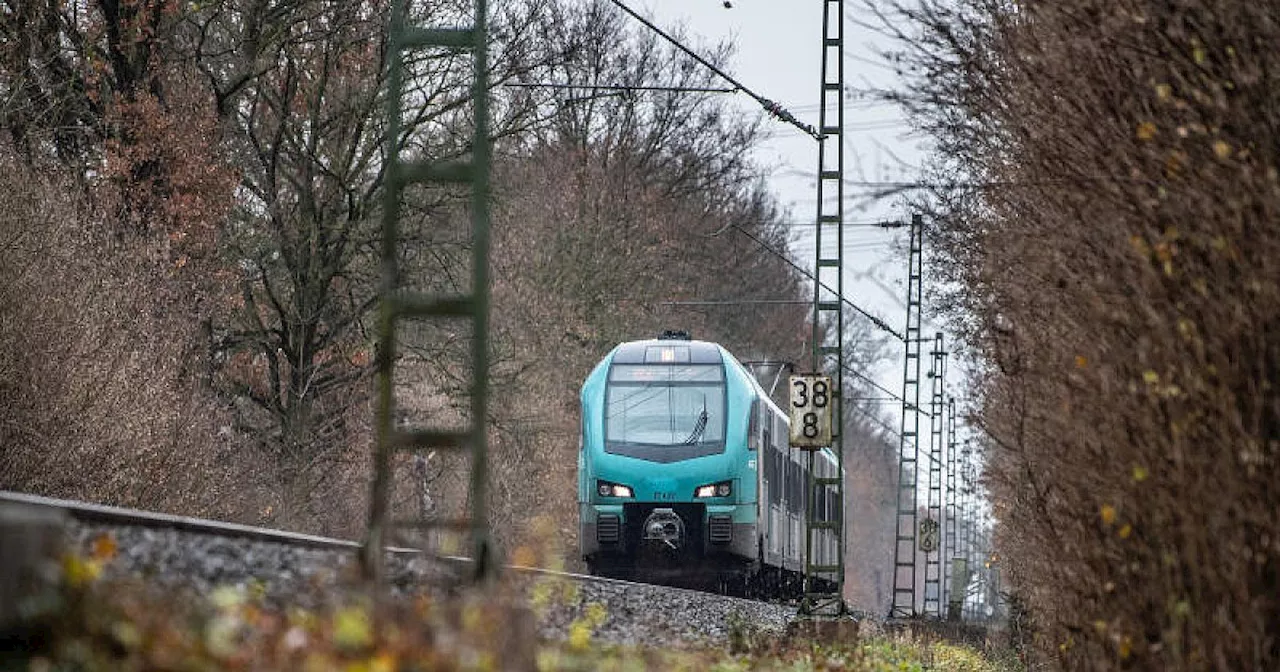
[919,518,940,553]
[788,374,833,449]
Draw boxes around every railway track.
[0,491,802,647]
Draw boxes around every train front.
[578,336,757,581]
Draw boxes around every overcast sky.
[606,1,954,422]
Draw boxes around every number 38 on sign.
[788,374,834,449]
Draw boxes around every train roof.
[609,338,725,364]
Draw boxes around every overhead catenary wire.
[846,399,904,441]
[779,171,1151,191]
[729,223,905,342]
[840,361,931,418]
[778,218,906,229]
[788,240,896,253]
[661,299,809,307]
[504,82,738,94]
[771,118,910,135]
[606,0,821,140]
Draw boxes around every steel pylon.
[890,214,924,618]
[801,0,847,618]
[923,332,946,617]
[944,397,961,619]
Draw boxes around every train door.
[765,411,782,563]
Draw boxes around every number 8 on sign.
[788,374,833,449]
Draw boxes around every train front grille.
[597,514,621,544]
[708,514,733,544]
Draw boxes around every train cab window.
[604,363,726,462]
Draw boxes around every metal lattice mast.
[923,332,946,617]
[890,214,924,618]
[959,438,975,618]
[363,0,493,583]
[802,0,846,617]
[944,396,959,619]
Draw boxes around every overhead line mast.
[800,0,847,618]
[924,332,947,617]
[945,396,961,620]
[891,214,924,618]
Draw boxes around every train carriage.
[578,331,841,596]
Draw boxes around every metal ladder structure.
[801,0,847,618]
[944,396,959,619]
[890,214,924,618]
[959,437,976,618]
[923,332,946,617]
[362,0,493,583]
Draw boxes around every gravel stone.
[67,520,815,649]
[520,572,797,647]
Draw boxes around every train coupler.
[641,508,685,550]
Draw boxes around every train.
[577,331,840,596]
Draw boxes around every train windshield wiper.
[681,398,709,445]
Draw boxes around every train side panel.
[756,398,842,579]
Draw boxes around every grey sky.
[608,1,946,419]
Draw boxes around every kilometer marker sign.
[788,374,833,449]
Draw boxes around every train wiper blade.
[681,399,709,445]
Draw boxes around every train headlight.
[596,480,633,498]
[694,480,732,498]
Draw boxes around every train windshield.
[604,364,726,462]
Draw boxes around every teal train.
[578,331,840,596]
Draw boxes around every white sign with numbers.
[788,374,833,449]
[919,518,940,553]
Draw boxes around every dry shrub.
[0,156,259,521]
[895,0,1280,667]
[99,82,240,247]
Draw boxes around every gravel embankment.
[66,520,798,648]
[68,522,453,608]
[520,571,796,646]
